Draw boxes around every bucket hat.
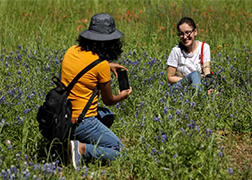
[80,13,124,41]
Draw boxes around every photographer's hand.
[118,87,132,100]
[109,63,128,78]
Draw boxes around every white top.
[166,41,211,76]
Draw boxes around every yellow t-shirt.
[61,45,111,118]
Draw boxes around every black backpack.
[37,59,103,141]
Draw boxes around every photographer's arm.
[100,81,132,106]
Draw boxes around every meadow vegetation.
[0,0,252,179]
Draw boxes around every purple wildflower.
[206,128,212,137]
[191,101,196,108]
[227,167,233,175]
[0,96,5,103]
[180,128,185,134]
[161,134,167,142]
[153,116,160,122]
[23,108,31,114]
[163,107,168,114]
[176,109,180,115]
[217,150,223,157]
[151,148,157,155]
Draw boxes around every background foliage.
[0,0,252,179]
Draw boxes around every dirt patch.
[220,132,252,178]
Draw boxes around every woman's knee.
[189,71,201,84]
[190,71,201,77]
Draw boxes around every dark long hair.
[76,36,123,61]
[177,17,197,51]
[177,17,196,32]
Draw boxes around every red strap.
[201,41,214,74]
[200,41,205,65]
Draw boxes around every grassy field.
[0,0,252,179]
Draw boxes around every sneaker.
[70,140,81,169]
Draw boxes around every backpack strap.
[77,85,98,123]
[65,59,103,95]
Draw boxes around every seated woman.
[60,13,132,169]
[167,17,212,94]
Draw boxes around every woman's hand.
[109,63,128,78]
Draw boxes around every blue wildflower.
[161,134,167,142]
[133,49,137,55]
[163,107,168,114]
[8,145,13,150]
[1,170,7,179]
[151,148,157,155]
[153,116,160,122]
[176,109,180,115]
[158,98,163,103]
[206,128,212,137]
[227,167,233,175]
[187,123,192,129]
[228,101,232,107]
[0,96,5,103]
[180,128,185,134]
[191,101,196,108]
[217,150,223,157]
[173,154,178,159]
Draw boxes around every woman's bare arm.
[167,66,182,84]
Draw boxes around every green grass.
[0,0,252,179]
